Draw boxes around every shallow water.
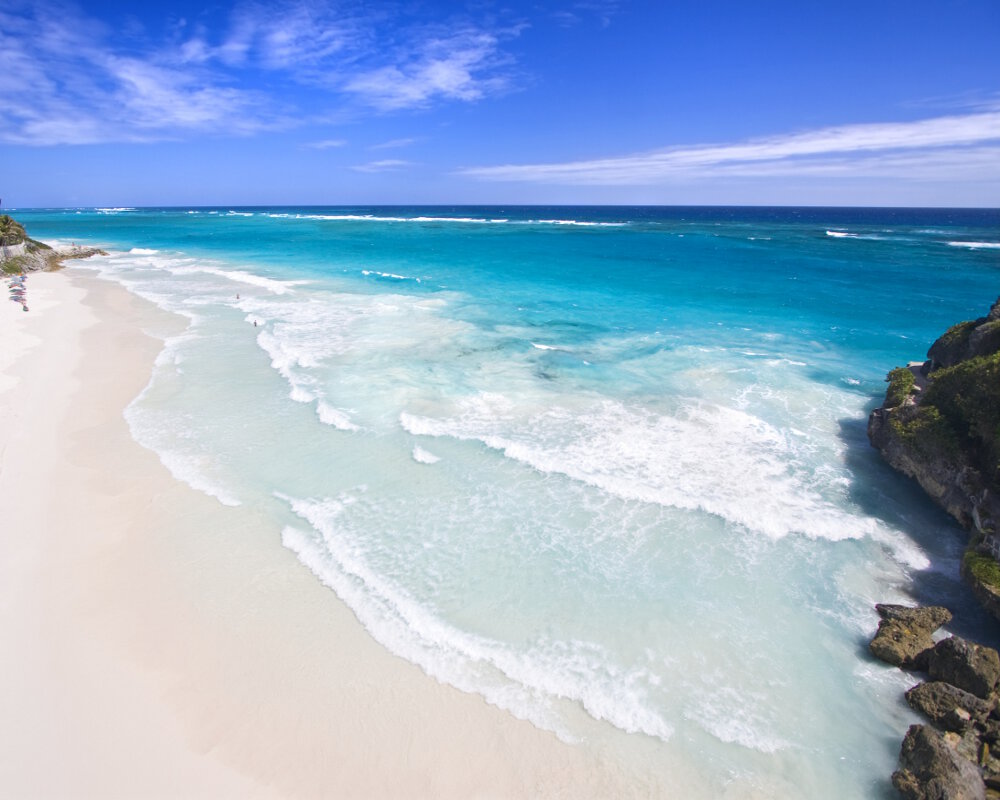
[18,205,1000,796]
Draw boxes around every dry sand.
[0,268,687,798]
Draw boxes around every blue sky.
[2,0,998,207]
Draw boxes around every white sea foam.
[825,230,887,241]
[95,207,135,213]
[362,269,421,282]
[289,385,314,403]
[226,210,254,217]
[401,396,887,543]
[412,445,440,464]
[530,219,627,227]
[316,401,359,431]
[129,247,159,254]
[124,400,242,507]
[686,687,790,753]
[947,241,1000,250]
[530,342,561,350]
[152,448,241,506]
[278,494,675,742]
[165,265,306,294]
[262,212,627,227]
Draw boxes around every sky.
[1,0,999,207]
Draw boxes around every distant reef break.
[869,299,1000,620]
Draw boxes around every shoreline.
[0,268,693,797]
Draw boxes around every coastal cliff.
[869,300,1000,619]
[0,214,104,273]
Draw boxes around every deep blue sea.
[15,205,1000,796]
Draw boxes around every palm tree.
[0,215,27,246]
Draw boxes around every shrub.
[885,367,916,408]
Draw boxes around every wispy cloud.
[460,108,1000,184]
[551,1,621,28]
[217,2,362,70]
[369,137,418,150]
[304,138,348,149]
[344,29,510,111]
[0,2,283,145]
[351,159,411,172]
[0,1,518,146]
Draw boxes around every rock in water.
[878,605,954,629]
[870,605,953,670]
[927,637,1000,700]
[892,724,986,800]
[905,682,995,733]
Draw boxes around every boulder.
[892,724,986,800]
[870,605,953,670]
[906,682,994,733]
[878,605,954,629]
[928,637,1000,700]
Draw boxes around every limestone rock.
[870,605,952,670]
[928,299,1000,371]
[906,682,994,733]
[868,299,1000,623]
[878,605,954,629]
[892,724,986,800]
[928,637,1000,699]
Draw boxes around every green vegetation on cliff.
[872,300,1000,622]
[885,367,916,408]
[886,318,1000,494]
[964,548,1000,593]
[889,405,961,461]
[889,352,1000,485]
[0,215,28,246]
[925,351,1000,485]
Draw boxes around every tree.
[0,215,27,246]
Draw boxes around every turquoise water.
[17,205,1000,796]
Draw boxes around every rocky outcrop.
[1,240,105,273]
[869,299,1000,621]
[893,724,986,800]
[928,301,1000,372]
[871,606,1000,798]
[928,638,1000,700]
[906,682,994,733]
[0,216,105,273]
[871,604,953,670]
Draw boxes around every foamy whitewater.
[19,205,1000,796]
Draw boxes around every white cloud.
[552,1,621,28]
[351,159,411,172]
[305,138,348,149]
[460,109,1000,185]
[0,1,515,145]
[107,57,266,133]
[0,2,283,145]
[369,137,417,150]
[220,2,358,70]
[344,30,508,111]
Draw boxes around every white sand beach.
[0,268,691,798]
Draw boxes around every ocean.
[16,205,1000,796]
